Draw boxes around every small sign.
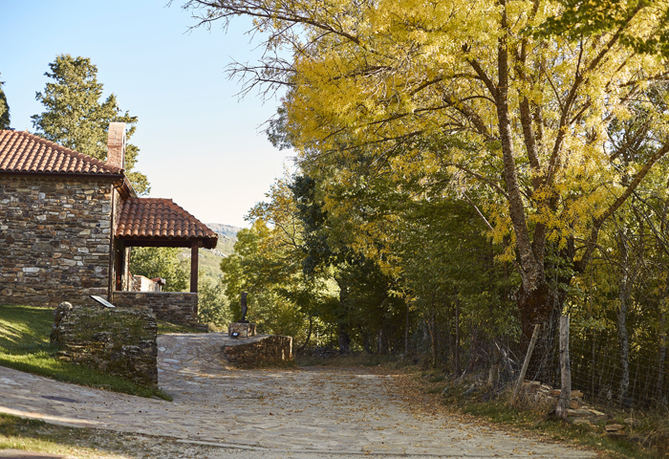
[90,295,116,308]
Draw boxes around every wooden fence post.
[512,323,541,402]
[556,314,572,419]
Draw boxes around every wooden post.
[404,301,410,357]
[556,314,572,419]
[454,298,461,375]
[123,246,131,290]
[114,240,124,291]
[190,242,199,293]
[513,323,541,402]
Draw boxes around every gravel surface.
[0,333,594,458]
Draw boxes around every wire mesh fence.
[527,311,668,411]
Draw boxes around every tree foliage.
[197,278,230,328]
[187,0,669,407]
[535,0,669,57]
[0,76,9,129]
[129,247,188,292]
[31,55,150,194]
[220,218,321,342]
[186,0,669,338]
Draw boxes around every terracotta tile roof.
[0,130,123,176]
[116,198,218,249]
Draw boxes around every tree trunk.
[556,314,571,419]
[428,313,437,368]
[454,298,461,375]
[404,301,410,357]
[657,310,667,402]
[518,282,552,340]
[488,361,499,388]
[299,314,314,352]
[338,324,350,353]
[337,281,350,353]
[362,332,372,354]
[522,245,575,383]
[617,232,631,406]
[494,8,547,340]
[590,333,596,398]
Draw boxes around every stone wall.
[223,335,294,367]
[111,291,197,325]
[0,175,115,306]
[50,302,157,386]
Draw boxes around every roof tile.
[116,198,218,249]
[0,130,122,176]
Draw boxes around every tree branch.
[577,141,669,271]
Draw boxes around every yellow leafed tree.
[185,0,669,337]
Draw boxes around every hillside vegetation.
[175,223,240,285]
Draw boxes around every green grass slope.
[0,305,169,399]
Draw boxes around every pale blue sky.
[0,1,294,228]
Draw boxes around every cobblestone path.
[0,333,594,457]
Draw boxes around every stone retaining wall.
[223,335,293,367]
[50,302,157,386]
[111,291,197,325]
[0,175,116,306]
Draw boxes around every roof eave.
[114,174,137,199]
[115,235,219,249]
[0,170,125,181]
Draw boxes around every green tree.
[0,77,9,129]
[185,0,669,339]
[220,220,312,340]
[185,1,669,407]
[31,55,149,194]
[129,247,188,292]
[197,278,230,328]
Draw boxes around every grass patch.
[157,320,208,334]
[436,378,663,458]
[0,412,232,458]
[0,305,170,400]
[0,413,119,458]
[461,400,652,458]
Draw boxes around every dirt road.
[0,333,593,457]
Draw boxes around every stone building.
[0,124,217,323]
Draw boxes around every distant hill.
[206,223,243,239]
[206,223,243,258]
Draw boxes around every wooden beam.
[117,236,218,249]
[190,242,199,293]
[114,240,124,291]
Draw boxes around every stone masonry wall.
[223,335,294,368]
[111,291,197,325]
[51,302,157,386]
[0,175,115,307]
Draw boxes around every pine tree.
[0,77,10,129]
[31,55,149,194]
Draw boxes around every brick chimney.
[106,122,126,170]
